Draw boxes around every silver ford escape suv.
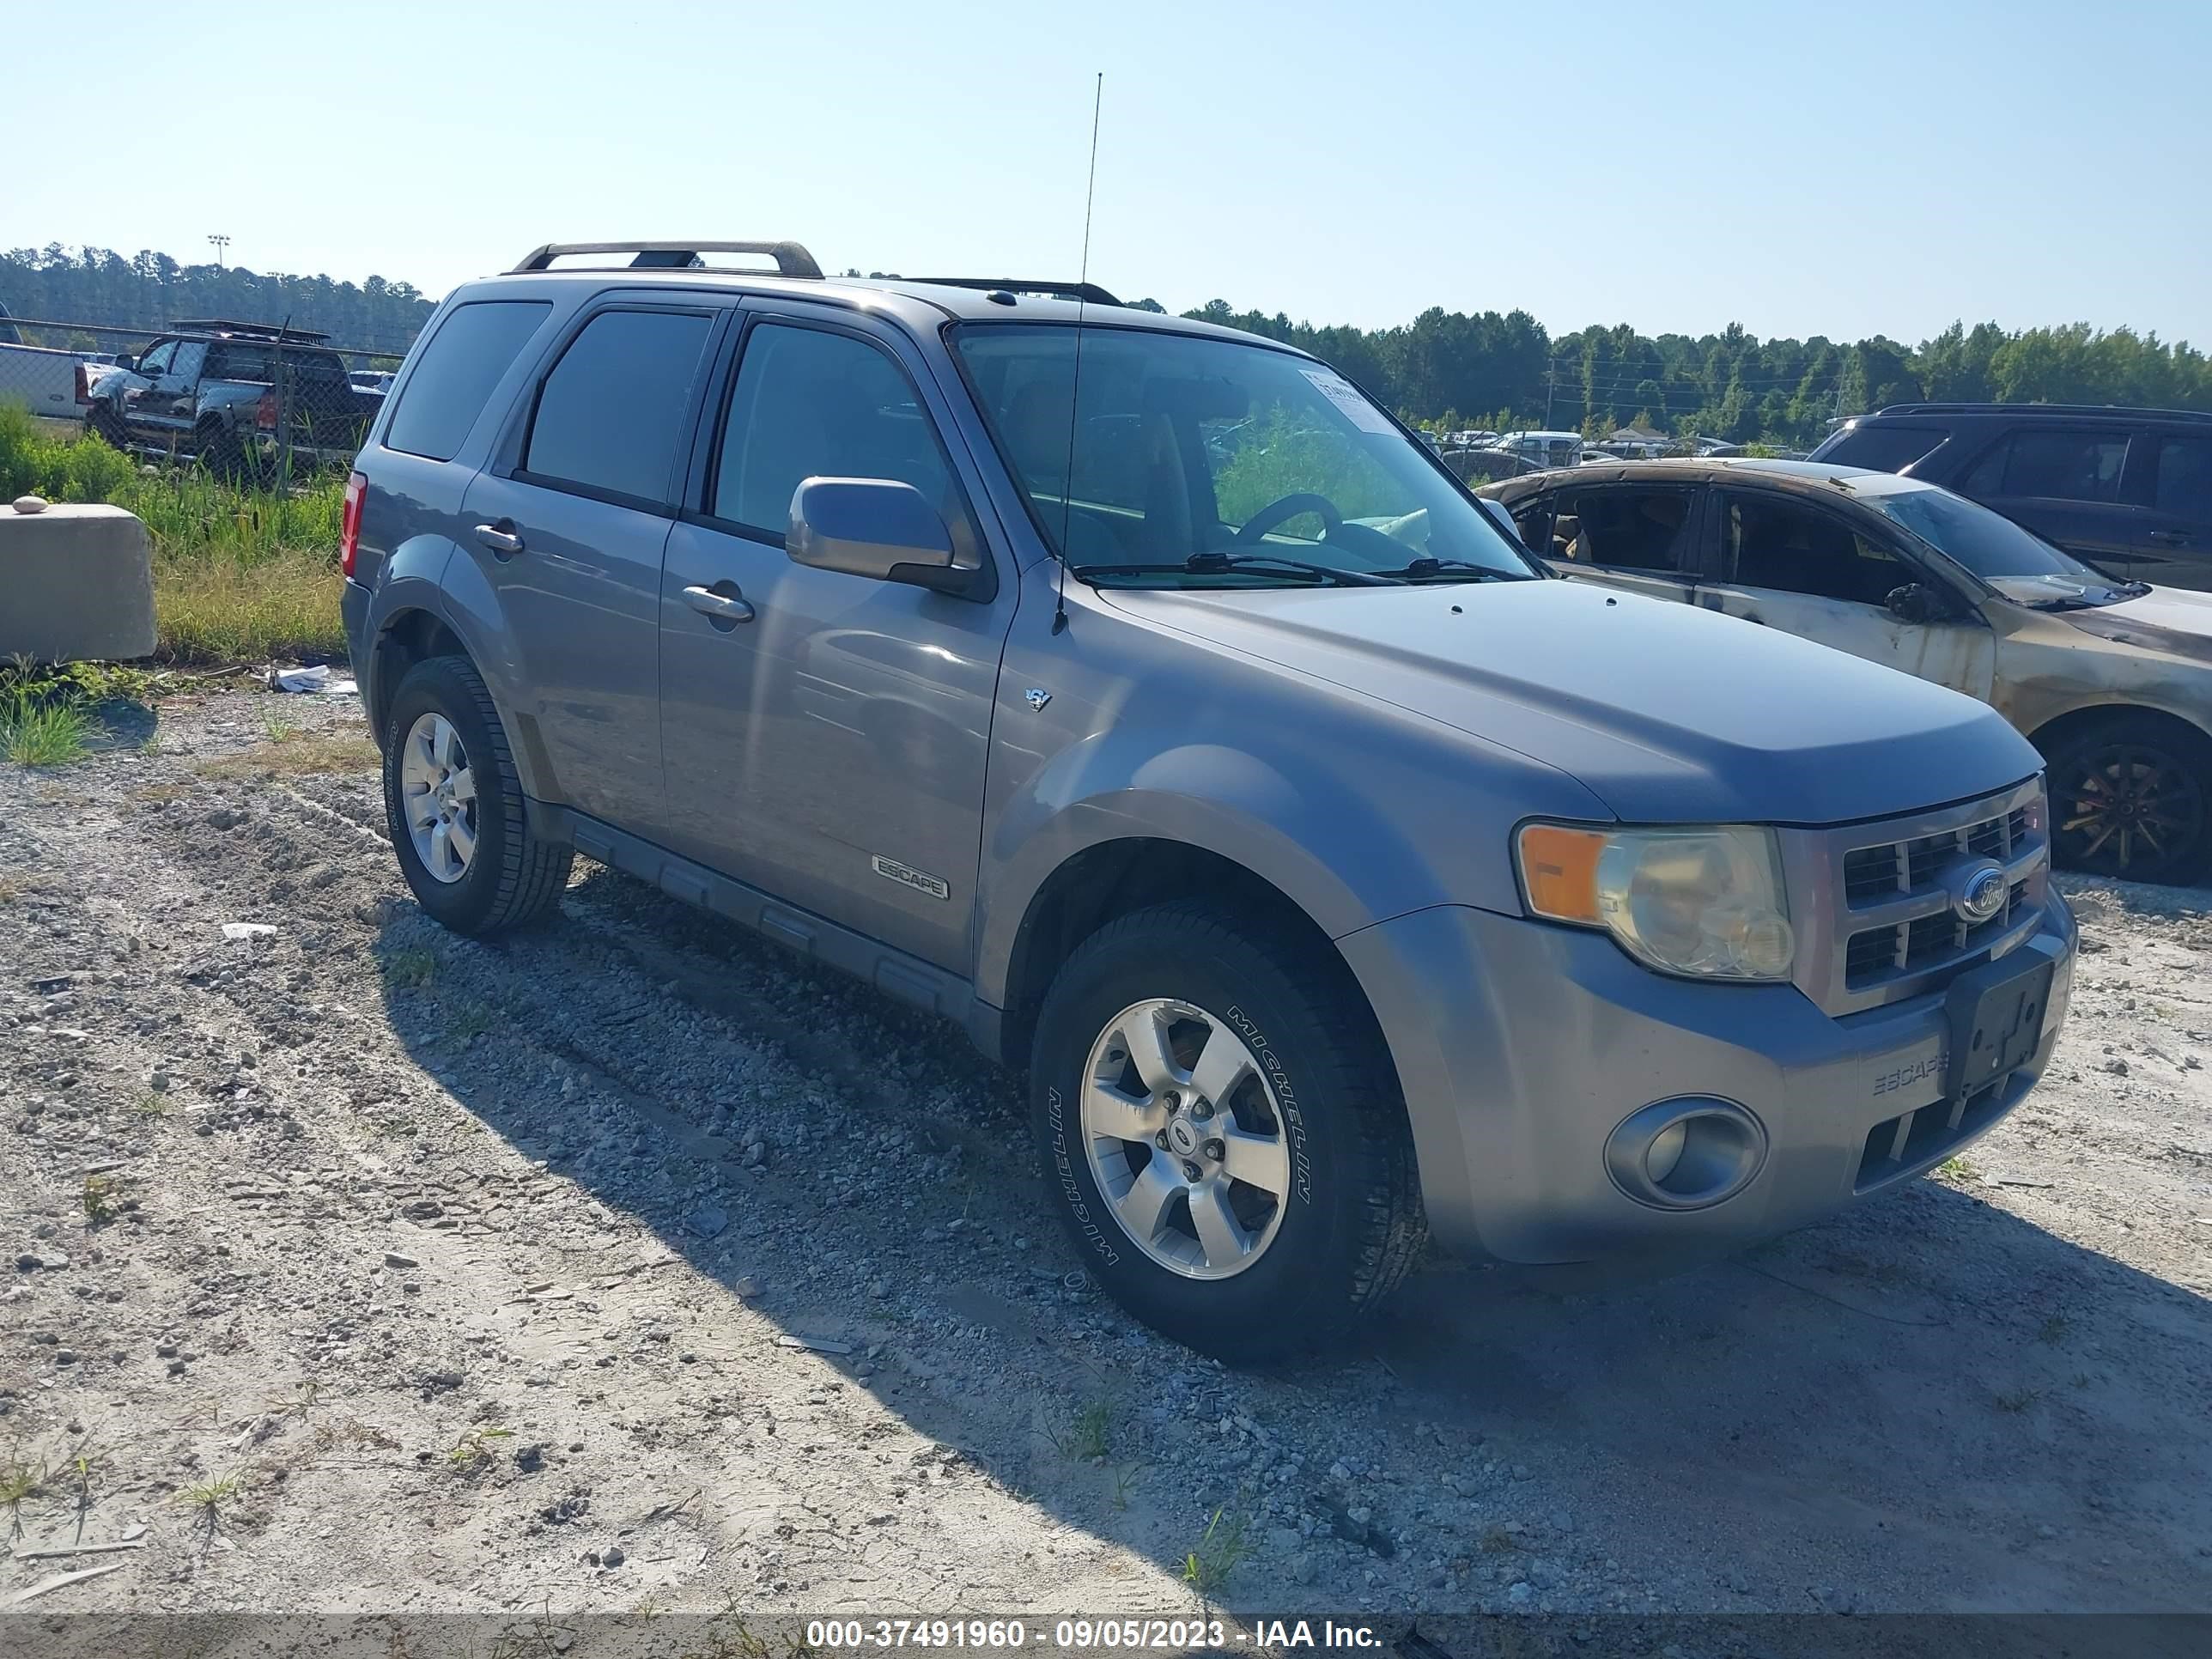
[339,240,2076,1362]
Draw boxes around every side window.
[1819,423,1945,473]
[1959,428,2127,503]
[136,341,177,377]
[1552,485,1698,573]
[1723,494,1907,607]
[386,300,552,463]
[713,323,958,539]
[522,309,714,503]
[208,343,273,382]
[168,341,207,383]
[2154,437,2212,520]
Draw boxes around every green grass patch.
[0,405,347,664]
[0,688,92,766]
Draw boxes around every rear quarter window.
[385,300,553,463]
[1818,424,1946,473]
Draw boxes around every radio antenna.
[1052,70,1103,637]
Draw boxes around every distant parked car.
[1810,402,2212,592]
[1485,458,2212,881]
[1491,429,1583,468]
[1443,446,1547,485]
[350,369,396,393]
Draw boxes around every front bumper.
[1338,892,2075,1265]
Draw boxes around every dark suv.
[1809,403,2212,591]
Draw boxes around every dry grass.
[192,732,379,781]
[154,548,346,665]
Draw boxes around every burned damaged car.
[1486,459,2212,882]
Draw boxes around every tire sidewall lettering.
[1224,1003,1313,1205]
[1045,1085,1120,1267]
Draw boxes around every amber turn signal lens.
[1517,823,1607,924]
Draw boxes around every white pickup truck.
[0,338,87,422]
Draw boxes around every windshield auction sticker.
[1299,367,1398,434]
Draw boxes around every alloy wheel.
[1079,998,1292,1279]
[398,712,478,884]
[2057,742,2204,876]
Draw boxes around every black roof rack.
[1871,401,2212,424]
[168,318,331,343]
[908,277,1121,307]
[508,240,823,279]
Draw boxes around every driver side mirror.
[115,354,138,372]
[1885,581,1952,624]
[788,477,974,597]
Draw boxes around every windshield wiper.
[1074,551,1401,587]
[1376,556,1528,582]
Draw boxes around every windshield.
[1863,482,2110,583]
[951,323,1538,586]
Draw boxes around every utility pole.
[1544,357,1557,428]
[207,234,230,268]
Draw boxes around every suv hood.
[1100,579,2039,824]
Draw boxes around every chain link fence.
[0,314,405,485]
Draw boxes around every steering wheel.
[1232,492,1343,544]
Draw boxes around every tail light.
[340,471,367,579]
[74,363,89,404]
[256,388,277,430]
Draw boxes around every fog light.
[1606,1098,1767,1211]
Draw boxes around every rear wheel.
[2045,713,2212,883]
[197,425,254,483]
[380,656,572,933]
[1029,902,1425,1364]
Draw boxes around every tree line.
[9,245,2208,446]
[1180,303,2212,448]
[1,246,433,356]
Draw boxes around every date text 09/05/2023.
[800,1620,1384,1650]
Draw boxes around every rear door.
[1694,486,1996,699]
[1520,479,1706,605]
[2136,434,2212,591]
[1951,424,2147,577]
[459,300,727,833]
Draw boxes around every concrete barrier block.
[0,503,157,663]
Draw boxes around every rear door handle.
[474,522,524,556]
[2148,531,2188,546]
[684,582,756,627]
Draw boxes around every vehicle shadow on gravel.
[364,859,2212,1615]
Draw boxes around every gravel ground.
[1,687,2208,1622]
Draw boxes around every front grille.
[1840,799,2042,991]
[1790,779,2050,1016]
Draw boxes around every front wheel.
[86,405,126,448]
[2045,714,2211,884]
[1029,902,1424,1363]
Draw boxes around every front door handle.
[684,582,756,627]
[2148,531,2188,546]
[474,521,525,556]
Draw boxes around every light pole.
[207,234,230,268]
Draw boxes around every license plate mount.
[1943,950,2055,1103]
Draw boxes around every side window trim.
[497,301,732,515]
[680,307,991,581]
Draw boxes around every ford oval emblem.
[1949,859,2009,925]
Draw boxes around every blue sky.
[11,0,2208,345]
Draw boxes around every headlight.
[1516,822,1795,981]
